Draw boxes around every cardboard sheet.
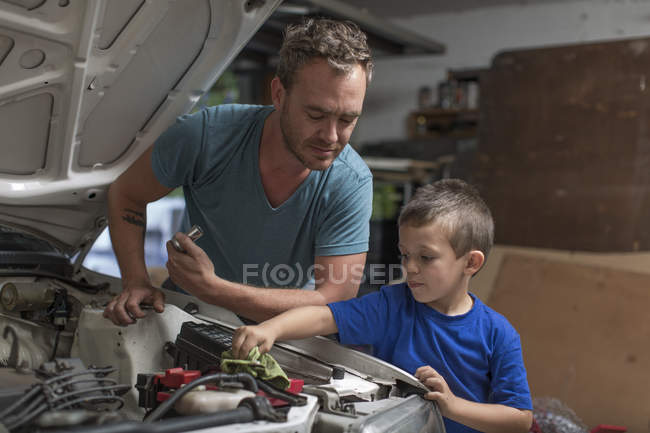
[488,254,650,431]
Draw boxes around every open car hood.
[0,0,281,255]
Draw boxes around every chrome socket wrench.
[171,225,204,253]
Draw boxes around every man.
[103,18,374,325]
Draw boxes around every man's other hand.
[103,284,165,326]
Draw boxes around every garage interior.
[212,0,649,430]
[38,0,647,431]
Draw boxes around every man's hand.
[103,284,165,326]
[231,324,278,360]
[165,232,220,300]
[415,365,458,416]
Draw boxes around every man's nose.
[319,119,338,144]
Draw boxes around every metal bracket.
[302,385,356,417]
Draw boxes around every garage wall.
[350,2,650,429]
[353,0,650,146]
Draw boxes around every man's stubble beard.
[279,102,334,172]
[279,106,310,169]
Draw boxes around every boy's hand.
[231,324,277,359]
[415,365,458,416]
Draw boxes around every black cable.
[6,406,48,431]
[255,378,307,406]
[55,395,126,411]
[47,407,257,433]
[2,393,47,423]
[3,397,49,430]
[43,367,123,397]
[0,385,40,418]
[3,367,120,419]
[50,384,131,404]
[1,365,129,432]
[53,376,119,386]
[50,328,62,361]
[145,373,258,423]
[5,388,126,430]
[41,366,116,384]
[49,376,121,392]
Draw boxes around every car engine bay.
[0,240,444,433]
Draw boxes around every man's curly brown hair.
[277,18,373,90]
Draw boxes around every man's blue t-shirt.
[328,283,532,433]
[151,104,373,288]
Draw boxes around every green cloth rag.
[220,346,290,390]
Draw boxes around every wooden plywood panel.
[474,38,650,251]
[488,254,650,431]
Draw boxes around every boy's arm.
[415,366,533,433]
[445,400,532,433]
[231,305,338,359]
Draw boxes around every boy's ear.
[465,250,485,276]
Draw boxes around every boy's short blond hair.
[398,179,494,259]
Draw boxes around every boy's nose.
[404,261,419,274]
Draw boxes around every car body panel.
[0,0,280,254]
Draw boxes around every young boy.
[231,179,533,433]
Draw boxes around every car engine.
[0,255,445,433]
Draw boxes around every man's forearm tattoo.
[122,208,146,229]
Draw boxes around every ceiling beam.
[285,0,446,55]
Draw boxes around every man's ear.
[270,76,285,110]
[465,250,485,276]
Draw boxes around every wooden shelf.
[363,156,455,183]
[448,67,487,82]
[407,109,479,140]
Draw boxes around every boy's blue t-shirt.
[328,283,532,433]
[151,104,373,288]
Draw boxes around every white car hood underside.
[0,0,281,254]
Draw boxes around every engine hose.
[48,396,285,433]
[48,406,256,433]
[144,372,258,423]
[256,378,307,406]
[0,386,40,419]
[2,395,47,428]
